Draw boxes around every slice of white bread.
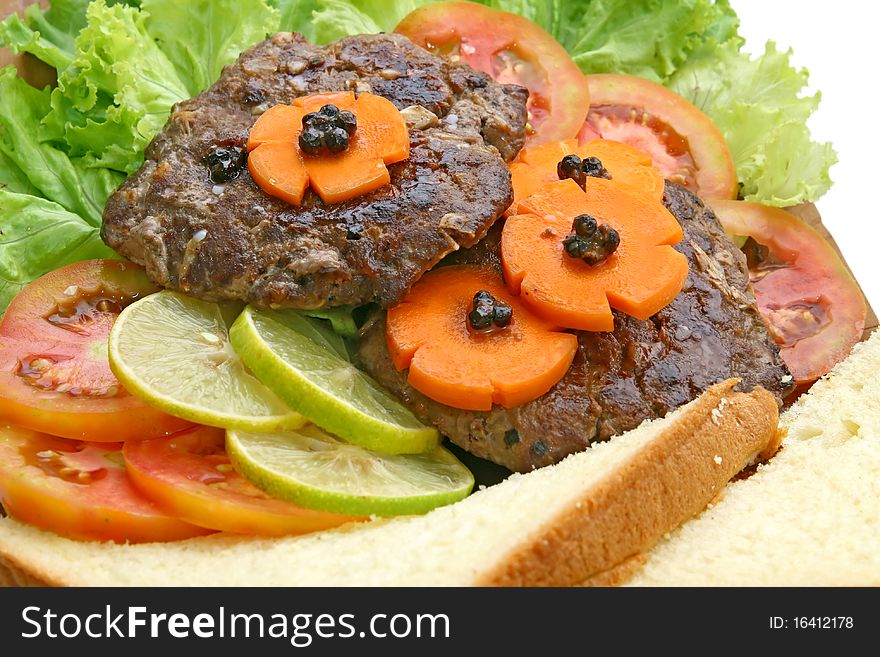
[0,379,777,586]
[628,329,880,586]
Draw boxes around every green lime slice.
[227,425,474,516]
[109,291,305,431]
[229,306,439,454]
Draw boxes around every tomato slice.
[396,1,589,145]
[0,424,211,543]
[122,426,360,535]
[0,260,193,441]
[579,74,737,200]
[711,200,867,384]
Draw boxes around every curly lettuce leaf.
[0,66,122,225]
[40,1,190,173]
[0,0,91,70]
[38,0,279,173]
[668,39,836,205]
[560,0,738,81]
[0,189,117,317]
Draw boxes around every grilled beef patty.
[102,33,528,309]
[358,183,793,472]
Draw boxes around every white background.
[732,0,879,310]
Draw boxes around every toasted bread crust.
[478,381,779,585]
[0,381,778,587]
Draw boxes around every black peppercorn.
[298,128,324,154]
[492,303,512,327]
[318,104,339,119]
[337,110,357,135]
[202,145,247,184]
[324,127,350,153]
[556,154,612,189]
[468,290,513,331]
[298,104,358,155]
[582,156,611,179]
[562,213,620,265]
[557,154,586,188]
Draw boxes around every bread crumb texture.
[630,330,880,586]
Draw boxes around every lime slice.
[227,425,473,516]
[230,306,439,454]
[109,291,305,431]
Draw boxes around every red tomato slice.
[711,200,867,384]
[0,260,193,441]
[0,424,211,543]
[396,1,589,145]
[122,426,361,536]
[580,74,737,200]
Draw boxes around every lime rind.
[227,425,474,517]
[230,307,439,454]
[109,291,305,431]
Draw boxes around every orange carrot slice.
[247,142,309,205]
[386,266,577,412]
[246,92,409,205]
[508,138,665,213]
[502,178,688,332]
[247,104,306,149]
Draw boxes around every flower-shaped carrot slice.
[508,138,665,213]
[386,266,577,412]
[247,92,409,205]
[502,178,688,332]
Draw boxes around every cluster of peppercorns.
[562,214,620,265]
[468,290,513,330]
[299,104,358,155]
[556,154,611,189]
[203,145,247,184]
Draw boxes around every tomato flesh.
[0,260,193,441]
[396,1,589,145]
[711,200,867,384]
[123,426,360,536]
[580,74,737,200]
[0,424,211,543]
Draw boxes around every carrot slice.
[246,92,409,205]
[508,138,665,213]
[386,266,577,412]
[247,142,309,205]
[247,104,306,151]
[502,178,688,331]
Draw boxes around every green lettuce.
[143,0,278,96]
[271,0,322,41]
[0,66,123,317]
[0,0,91,70]
[308,0,432,41]
[0,189,117,314]
[0,0,279,315]
[42,1,190,173]
[303,306,360,337]
[0,66,122,226]
[668,39,836,205]
[0,150,39,197]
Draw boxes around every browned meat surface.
[358,183,793,472]
[102,33,528,309]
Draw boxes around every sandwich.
[0,0,873,586]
